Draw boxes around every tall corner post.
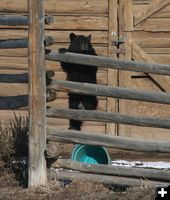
[28,0,47,187]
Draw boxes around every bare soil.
[0,168,156,200]
[0,118,165,200]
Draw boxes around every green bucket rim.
[71,144,111,165]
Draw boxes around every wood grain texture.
[0,30,108,44]
[46,16,108,31]
[47,126,170,153]
[0,15,28,26]
[134,37,170,48]
[55,159,170,182]
[0,70,107,85]
[152,4,170,17]
[135,18,170,32]
[0,0,108,14]
[106,0,118,135]
[28,0,47,187]
[0,15,108,30]
[49,79,170,105]
[0,15,53,27]
[47,108,170,129]
[144,48,170,54]
[132,41,170,92]
[134,0,170,25]
[0,0,108,137]
[49,170,169,187]
[1,0,170,141]
[134,4,170,18]
[128,2,170,139]
[46,51,170,76]
[118,0,133,136]
[0,36,53,49]
[0,95,28,109]
[0,72,108,98]
[0,90,56,109]
[133,0,151,4]
[0,44,108,58]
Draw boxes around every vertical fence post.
[28,0,47,187]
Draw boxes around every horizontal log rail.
[49,169,169,187]
[0,73,28,83]
[0,36,53,49]
[47,127,170,153]
[0,95,28,109]
[0,90,56,109]
[46,51,170,76]
[55,159,170,182]
[0,38,28,48]
[49,80,170,105]
[47,108,170,129]
[0,16,28,26]
[0,70,54,83]
[0,15,53,26]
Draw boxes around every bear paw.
[59,48,68,54]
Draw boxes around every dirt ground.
[0,117,165,200]
[1,150,169,200]
[0,164,156,200]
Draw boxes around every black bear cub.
[59,33,98,131]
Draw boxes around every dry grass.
[0,113,28,164]
[0,114,28,186]
[0,114,156,200]
[0,172,155,200]
[0,121,15,163]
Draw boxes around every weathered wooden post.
[28,0,47,187]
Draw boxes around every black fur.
[59,33,98,130]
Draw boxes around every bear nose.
[81,44,88,51]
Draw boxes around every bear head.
[68,33,96,55]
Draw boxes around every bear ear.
[70,33,76,41]
[87,34,91,42]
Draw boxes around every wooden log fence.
[49,79,170,105]
[47,127,170,153]
[0,16,28,26]
[28,0,47,187]
[0,90,56,110]
[0,0,54,187]
[0,36,53,49]
[0,38,28,48]
[49,169,169,187]
[0,15,53,26]
[46,51,170,76]
[0,70,54,83]
[0,73,28,83]
[0,95,28,109]
[1,1,170,188]
[54,159,170,182]
[47,108,170,130]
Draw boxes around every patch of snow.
[111,160,170,169]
